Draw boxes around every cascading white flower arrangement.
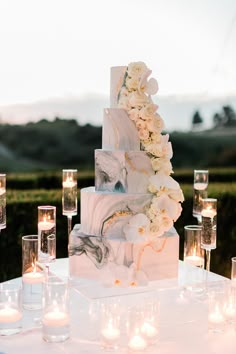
[118,62,184,244]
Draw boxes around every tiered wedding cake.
[69,62,184,287]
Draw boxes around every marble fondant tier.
[69,224,179,283]
[80,187,152,238]
[95,149,154,193]
[102,108,140,151]
[110,66,127,108]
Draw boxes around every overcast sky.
[0,0,236,106]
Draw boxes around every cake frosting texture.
[69,61,184,287]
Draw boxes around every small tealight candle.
[128,333,147,351]
[63,178,76,189]
[0,307,22,323]
[141,321,158,339]
[23,271,44,284]
[43,309,69,327]
[101,324,120,341]
[185,255,204,267]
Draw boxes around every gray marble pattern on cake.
[95,150,154,193]
[69,231,111,269]
[110,66,127,107]
[95,150,127,192]
[80,187,152,238]
[102,108,140,151]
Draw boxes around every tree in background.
[213,105,236,128]
[192,110,204,130]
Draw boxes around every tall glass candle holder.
[231,257,236,286]
[62,169,77,238]
[38,206,56,264]
[22,235,45,310]
[0,174,6,230]
[193,170,208,223]
[201,198,217,272]
[42,276,70,343]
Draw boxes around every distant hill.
[0,118,235,172]
[1,93,236,132]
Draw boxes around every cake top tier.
[110,62,159,108]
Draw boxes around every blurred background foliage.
[0,114,235,282]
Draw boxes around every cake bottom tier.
[69,224,179,286]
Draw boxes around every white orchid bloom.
[138,69,159,95]
[152,194,182,221]
[149,172,181,193]
[123,213,150,244]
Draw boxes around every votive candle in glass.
[193,170,208,221]
[100,300,121,350]
[201,198,217,250]
[38,206,56,263]
[184,225,204,268]
[62,169,77,217]
[0,283,22,335]
[0,173,6,230]
[22,235,44,310]
[42,276,70,342]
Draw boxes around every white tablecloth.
[1,259,236,354]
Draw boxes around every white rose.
[129,108,140,122]
[129,91,150,108]
[118,95,131,110]
[139,103,158,120]
[138,128,149,140]
[127,62,148,79]
[126,76,139,91]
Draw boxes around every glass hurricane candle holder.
[38,205,56,263]
[127,307,148,352]
[201,198,217,272]
[100,300,121,350]
[0,283,22,336]
[208,286,226,333]
[42,276,70,343]
[0,173,6,230]
[223,284,236,323]
[231,257,236,286]
[184,225,204,268]
[22,235,45,310]
[140,299,159,345]
[192,170,208,223]
[62,169,77,239]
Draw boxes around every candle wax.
[0,187,6,196]
[194,182,207,191]
[202,209,216,218]
[128,334,147,351]
[0,307,22,323]
[23,272,44,284]
[185,255,204,267]
[63,180,76,188]
[43,310,69,327]
[141,322,158,338]
[208,311,224,324]
[101,326,120,341]
[38,221,55,231]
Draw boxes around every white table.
[1,259,236,354]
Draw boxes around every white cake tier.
[69,224,179,283]
[102,108,140,151]
[95,149,154,193]
[110,66,127,107]
[80,187,152,238]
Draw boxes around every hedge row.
[4,167,236,190]
[1,183,235,282]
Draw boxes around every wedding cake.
[69,62,184,287]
